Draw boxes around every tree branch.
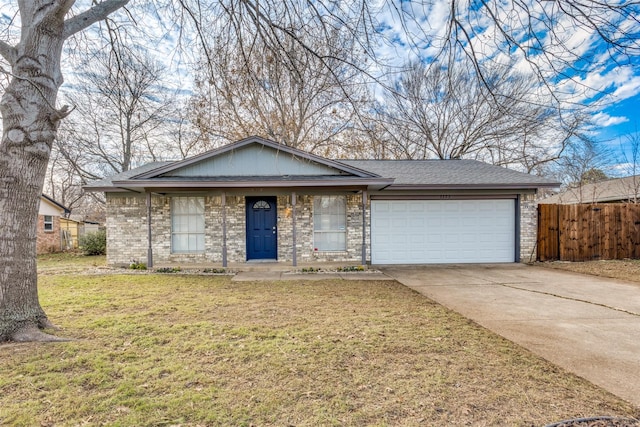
[0,40,17,64]
[63,0,130,38]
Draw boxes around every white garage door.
[371,199,515,264]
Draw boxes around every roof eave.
[84,185,114,192]
[386,182,560,191]
[110,178,394,190]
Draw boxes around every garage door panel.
[371,199,515,264]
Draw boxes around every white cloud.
[610,74,640,101]
[591,112,629,127]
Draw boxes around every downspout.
[222,192,228,268]
[146,192,153,268]
[362,190,367,266]
[292,192,297,267]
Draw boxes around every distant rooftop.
[540,175,640,204]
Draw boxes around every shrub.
[79,230,106,256]
[129,261,147,270]
[337,265,365,272]
[203,268,226,274]
[155,267,181,273]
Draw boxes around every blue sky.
[372,0,640,173]
[599,97,639,160]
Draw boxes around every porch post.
[146,191,153,268]
[292,191,297,267]
[361,190,367,266]
[222,192,228,268]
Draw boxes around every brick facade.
[105,193,536,266]
[105,193,369,266]
[519,193,538,263]
[36,214,61,254]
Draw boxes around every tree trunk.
[0,0,127,342]
[0,4,68,342]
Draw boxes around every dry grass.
[539,259,640,285]
[0,256,638,426]
[37,252,107,275]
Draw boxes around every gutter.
[386,182,561,191]
[110,178,395,190]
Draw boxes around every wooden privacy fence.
[537,204,640,261]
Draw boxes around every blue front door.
[246,197,277,260]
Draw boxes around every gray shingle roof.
[85,156,558,191]
[84,162,174,189]
[540,175,640,204]
[341,159,558,188]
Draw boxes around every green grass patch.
[1,271,638,426]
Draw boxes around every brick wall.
[279,194,368,263]
[106,194,148,265]
[105,192,533,266]
[105,192,369,266]
[36,215,61,254]
[519,193,538,263]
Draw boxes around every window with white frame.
[43,215,53,232]
[171,197,205,253]
[313,196,346,251]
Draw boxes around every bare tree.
[189,24,369,155]
[559,139,610,186]
[375,60,584,171]
[57,46,174,182]
[550,138,613,202]
[392,1,640,97]
[618,130,640,203]
[44,147,85,212]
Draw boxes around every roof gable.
[39,194,70,215]
[134,136,376,179]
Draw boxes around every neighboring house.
[85,136,558,267]
[83,221,102,234]
[37,194,71,254]
[541,175,640,204]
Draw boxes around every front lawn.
[1,272,638,426]
[37,252,107,275]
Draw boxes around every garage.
[371,199,516,264]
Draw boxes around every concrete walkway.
[382,264,640,408]
[232,270,389,281]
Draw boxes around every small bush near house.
[337,265,365,272]
[78,230,106,256]
[155,267,181,273]
[202,268,226,274]
[129,260,147,270]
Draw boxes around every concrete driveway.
[381,264,640,408]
